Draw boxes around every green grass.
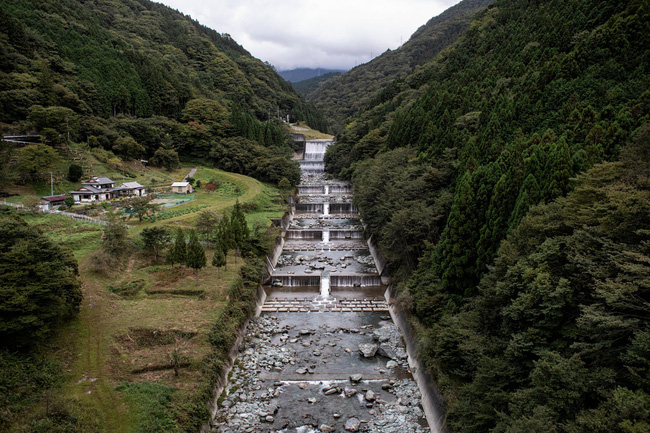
[19,213,103,259]
[9,164,286,432]
[115,382,180,433]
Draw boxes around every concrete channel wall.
[386,286,450,433]
[203,284,267,432]
[202,208,289,432]
[366,222,449,432]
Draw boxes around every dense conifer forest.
[0,0,328,186]
[324,0,650,430]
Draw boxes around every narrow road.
[183,167,198,180]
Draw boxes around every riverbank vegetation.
[0,162,285,431]
[325,0,649,430]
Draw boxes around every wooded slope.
[324,0,650,430]
[307,0,492,133]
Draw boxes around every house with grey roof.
[69,176,119,203]
[118,181,147,197]
[70,177,150,203]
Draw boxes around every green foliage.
[230,200,250,249]
[113,136,145,160]
[170,228,186,268]
[185,229,206,280]
[320,1,650,430]
[115,381,180,433]
[211,249,226,269]
[143,204,208,222]
[181,98,227,124]
[17,144,63,182]
[123,196,157,222]
[0,351,64,429]
[0,0,325,128]
[309,0,492,132]
[195,210,221,242]
[140,226,170,260]
[67,163,83,182]
[150,147,180,170]
[0,215,82,347]
[420,142,650,431]
[102,215,129,256]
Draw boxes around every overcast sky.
[156,0,462,71]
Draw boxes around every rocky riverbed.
[212,314,429,433]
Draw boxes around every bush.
[0,216,82,347]
[67,163,83,182]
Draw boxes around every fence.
[1,200,133,228]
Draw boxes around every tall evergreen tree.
[212,249,226,274]
[170,228,186,272]
[229,200,249,261]
[216,214,233,270]
[185,229,206,282]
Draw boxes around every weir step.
[294,214,359,219]
[261,298,389,313]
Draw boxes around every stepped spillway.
[211,139,431,433]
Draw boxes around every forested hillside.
[324,0,650,430]
[278,68,345,83]
[307,0,492,133]
[291,72,343,98]
[0,0,327,187]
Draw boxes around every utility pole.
[50,172,54,196]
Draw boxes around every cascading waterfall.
[330,275,382,287]
[323,203,330,216]
[273,275,321,287]
[299,161,326,172]
[286,230,323,240]
[322,229,330,243]
[296,203,324,213]
[298,186,325,194]
[329,230,363,239]
[320,271,330,298]
[329,185,352,194]
[329,203,358,214]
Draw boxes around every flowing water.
[211,139,431,433]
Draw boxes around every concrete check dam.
[210,140,442,433]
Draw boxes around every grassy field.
[291,122,334,140]
[9,165,286,432]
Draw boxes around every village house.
[118,181,147,197]
[69,177,148,203]
[39,194,66,211]
[170,181,193,194]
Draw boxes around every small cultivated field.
[15,166,286,432]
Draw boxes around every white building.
[170,181,193,194]
[69,177,119,203]
[69,177,148,203]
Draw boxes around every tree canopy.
[0,212,82,347]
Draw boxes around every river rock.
[344,418,361,431]
[350,374,363,383]
[344,387,358,398]
[359,343,378,358]
[365,390,376,402]
[320,425,336,433]
[386,360,398,369]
